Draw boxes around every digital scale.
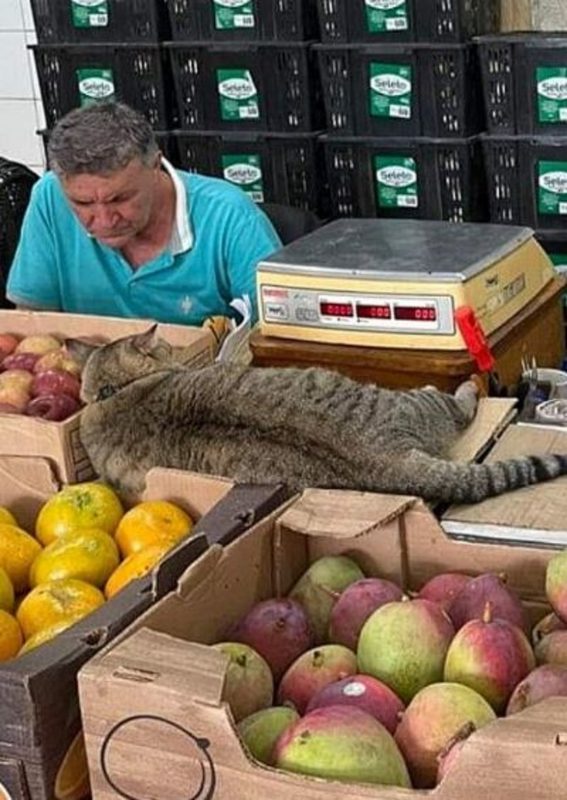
[257,219,557,351]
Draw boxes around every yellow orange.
[30,529,120,589]
[0,567,14,613]
[0,609,23,661]
[35,483,124,547]
[17,579,105,640]
[0,506,17,526]
[0,523,42,593]
[114,500,193,558]
[18,620,74,656]
[55,730,90,800]
[104,543,172,599]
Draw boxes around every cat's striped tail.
[385,452,567,505]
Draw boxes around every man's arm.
[6,178,62,311]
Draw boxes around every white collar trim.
[162,157,193,255]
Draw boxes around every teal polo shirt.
[7,163,281,325]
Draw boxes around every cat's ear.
[64,338,100,368]
[132,324,163,356]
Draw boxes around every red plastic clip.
[455,306,496,373]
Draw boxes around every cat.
[66,326,567,503]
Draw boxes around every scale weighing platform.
[257,219,556,351]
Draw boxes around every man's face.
[61,156,161,248]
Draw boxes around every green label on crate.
[217,69,259,121]
[76,68,115,106]
[213,0,255,30]
[71,0,109,28]
[369,63,412,119]
[364,0,409,33]
[222,154,264,202]
[537,67,567,124]
[550,253,567,273]
[374,155,418,208]
[538,161,567,215]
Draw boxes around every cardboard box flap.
[93,628,228,707]
[448,397,518,463]
[443,425,567,544]
[0,456,59,532]
[143,468,235,520]
[279,489,418,539]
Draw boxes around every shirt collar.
[161,157,193,255]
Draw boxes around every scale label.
[374,155,418,208]
[537,67,567,124]
[364,0,409,33]
[213,0,256,30]
[369,63,412,119]
[538,160,567,215]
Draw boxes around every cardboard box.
[79,487,567,800]
[0,310,215,484]
[0,468,288,800]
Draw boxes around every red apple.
[0,334,20,359]
[34,349,81,376]
[1,353,40,373]
[15,335,61,355]
[31,370,81,400]
[26,394,81,421]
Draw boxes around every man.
[7,102,281,326]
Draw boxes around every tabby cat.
[66,327,567,502]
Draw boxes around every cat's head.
[66,325,175,403]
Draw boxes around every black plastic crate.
[30,0,170,44]
[38,129,175,168]
[317,0,499,44]
[167,0,319,41]
[32,43,173,129]
[166,42,321,133]
[172,130,325,214]
[483,135,567,229]
[536,229,567,274]
[322,134,486,222]
[316,42,482,137]
[478,33,567,135]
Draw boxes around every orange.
[0,567,14,613]
[16,578,105,640]
[104,542,172,599]
[35,482,124,547]
[18,620,74,656]
[0,609,23,661]
[0,506,17,526]
[30,529,120,589]
[0,523,42,593]
[114,500,193,558]
[54,730,90,800]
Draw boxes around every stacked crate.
[478,33,567,270]
[314,0,499,222]
[29,0,175,148]
[163,0,324,213]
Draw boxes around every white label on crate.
[71,0,109,28]
[390,104,411,118]
[218,77,257,100]
[366,0,406,8]
[560,202,567,215]
[539,171,567,194]
[214,0,256,30]
[239,105,260,118]
[370,74,411,97]
[234,14,254,26]
[224,163,262,184]
[376,165,416,188]
[78,76,114,100]
[386,17,408,29]
[215,0,250,5]
[397,194,418,207]
[365,0,408,33]
[538,76,567,101]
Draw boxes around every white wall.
[0,0,45,174]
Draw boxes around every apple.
[15,335,61,355]
[31,370,81,400]
[0,370,34,393]
[1,352,40,373]
[0,334,20,359]
[26,394,81,421]
[0,386,30,412]
[34,349,81,377]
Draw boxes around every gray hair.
[48,102,160,176]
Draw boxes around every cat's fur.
[66,327,567,502]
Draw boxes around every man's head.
[48,103,163,248]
